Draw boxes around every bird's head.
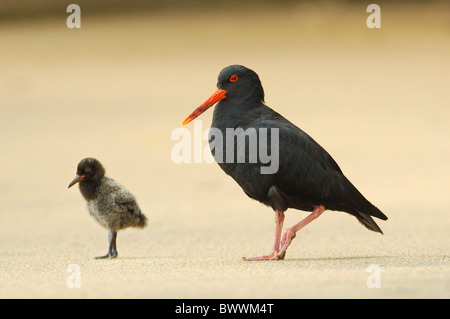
[68,157,105,188]
[182,65,264,125]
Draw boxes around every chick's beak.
[68,174,85,188]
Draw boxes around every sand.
[0,3,449,299]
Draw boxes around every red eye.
[229,75,238,82]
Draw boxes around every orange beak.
[182,89,227,125]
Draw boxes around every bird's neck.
[79,179,102,201]
[212,99,263,128]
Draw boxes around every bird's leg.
[94,230,118,259]
[110,230,118,257]
[277,205,325,259]
[243,209,285,261]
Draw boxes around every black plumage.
[68,158,147,259]
[183,65,387,260]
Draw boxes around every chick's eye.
[229,75,238,82]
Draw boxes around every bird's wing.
[102,179,147,229]
[251,114,348,205]
[278,124,345,201]
[113,188,140,215]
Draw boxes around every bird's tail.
[355,203,387,234]
[341,178,388,234]
[131,207,148,228]
[136,212,148,228]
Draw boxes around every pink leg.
[276,205,325,259]
[243,210,285,261]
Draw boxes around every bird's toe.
[94,253,118,259]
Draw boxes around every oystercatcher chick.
[68,158,147,259]
[182,65,387,261]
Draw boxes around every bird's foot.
[242,251,283,261]
[277,230,296,259]
[94,252,118,259]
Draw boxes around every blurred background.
[0,0,449,298]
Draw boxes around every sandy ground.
[0,4,449,299]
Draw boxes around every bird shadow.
[275,255,395,263]
[118,256,154,260]
[91,256,154,261]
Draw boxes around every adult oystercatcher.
[68,158,147,259]
[182,65,387,261]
